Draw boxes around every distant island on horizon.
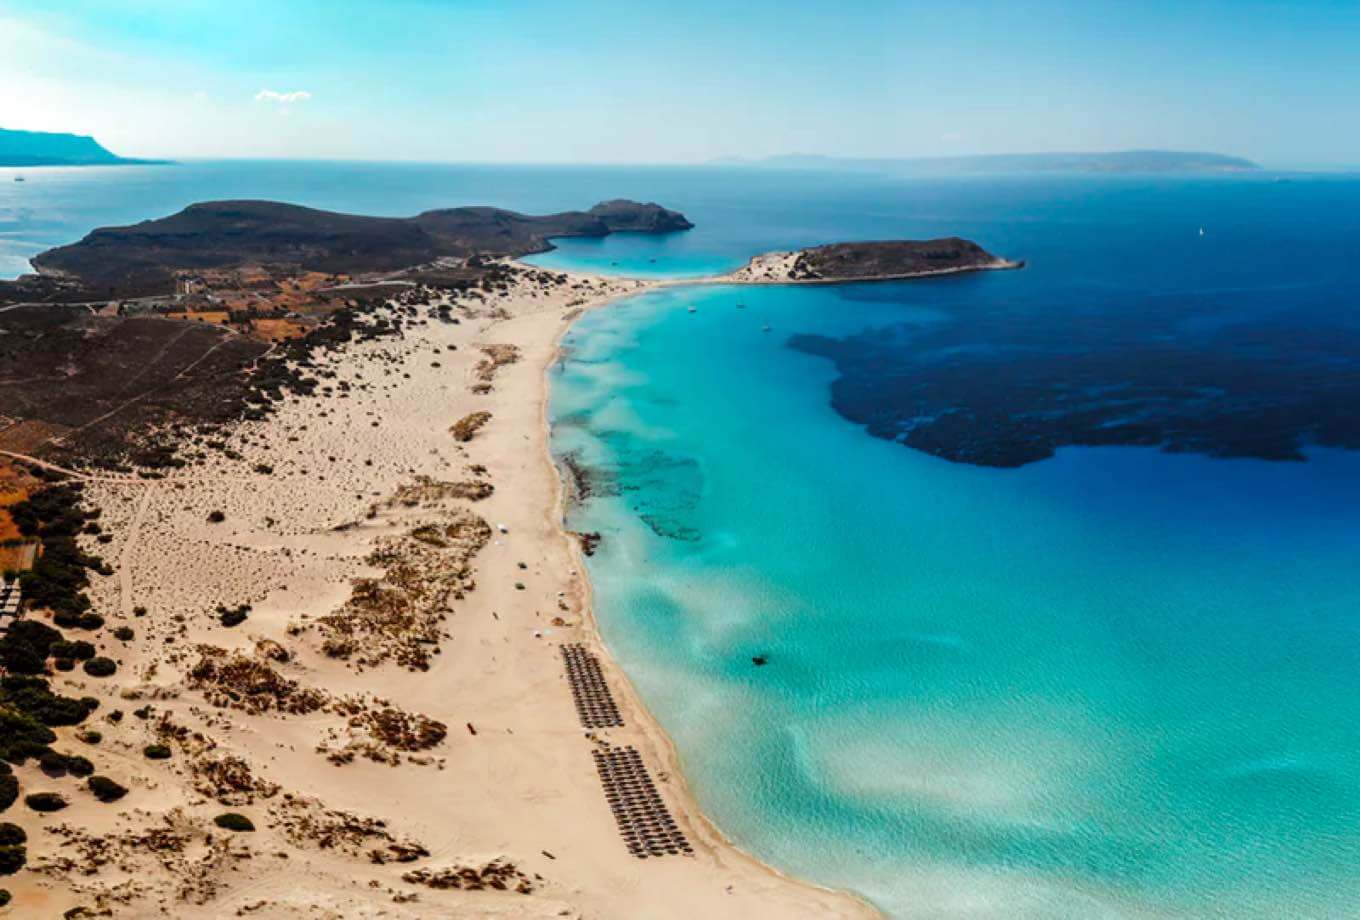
[713,150,1261,174]
[0,126,161,167]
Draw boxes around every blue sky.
[1,0,1357,166]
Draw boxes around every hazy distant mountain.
[0,127,156,166]
[712,150,1260,174]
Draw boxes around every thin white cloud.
[254,89,312,105]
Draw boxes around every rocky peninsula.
[24,199,694,296]
[727,238,1021,284]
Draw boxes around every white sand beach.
[7,265,876,919]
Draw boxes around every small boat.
[1198,227,1205,236]
[13,176,24,183]
[761,324,772,332]
[736,302,746,309]
[687,306,697,313]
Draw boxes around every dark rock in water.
[752,655,769,666]
[571,531,602,556]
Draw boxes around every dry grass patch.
[471,343,520,393]
[318,704,448,766]
[449,411,491,442]
[186,645,328,715]
[270,796,428,864]
[316,510,491,670]
[403,859,537,894]
[34,810,248,908]
[381,476,493,511]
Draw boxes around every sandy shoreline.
[6,265,877,918]
[540,279,881,919]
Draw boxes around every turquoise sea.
[6,161,1360,918]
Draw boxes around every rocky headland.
[21,199,694,297]
[727,238,1021,284]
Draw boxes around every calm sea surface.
[6,161,1360,918]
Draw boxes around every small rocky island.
[728,238,1021,284]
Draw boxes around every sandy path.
[117,486,152,617]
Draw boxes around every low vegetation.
[216,603,250,628]
[213,812,255,832]
[9,484,106,620]
[450,410,492,442]
[83,656,117,677]
[88,775,128,802]
[24,791,67,812]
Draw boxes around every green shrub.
[77,730,102,745]
[65,755,94,778]
[39,751,69,776]
[0,888,11,907]
[213,812,254,832]
[7,484,101,619]
[88,775,127,803]
[23,792,66,812]
[143,744,171,760]
[2,676,97,727]
[0,824,23,845]
[3,620,61,654]
[0,707,56,765]
[0,769,15,812]
[83,657,116,678]
[113,626,134,641]
[0,619,63,674]
[50,640,95,661]
[217,604,250,628]
[53,657,74,671]
[0,643,43,674]
[207,510,226,523]
[0,845,24,875]
[0,675,98,724]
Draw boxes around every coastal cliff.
[0,127,148,166]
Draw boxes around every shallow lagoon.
[548,172,1360,917]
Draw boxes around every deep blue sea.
[5,161,1360,918]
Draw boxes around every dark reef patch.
[789,283,1360,467]
[558,434,702,542]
